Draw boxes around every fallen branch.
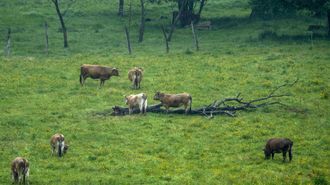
[93,80,298,117]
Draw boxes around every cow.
[153,92,192,114]
[125,93,148,115]
[80,64,119,87]
[11,157,29,185]
[128,67,143,89]
[50,133,69,157]
[264,138,293,162]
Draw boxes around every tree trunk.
[195,0,206,23]
[191,21,199,51]
[327,10,330,37]
[138,0,145,43]
[52,0,68,48]
[5,28,11,56]
[125,26,132,54]
[161,25,169,53]
[44,22,49,55]
[118,0,124,16]
[178,0,194,27]
[167,0,187,42]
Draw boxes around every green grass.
[0,0,329,184]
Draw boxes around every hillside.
[0,0,329,184]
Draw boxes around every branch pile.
[94,80,298,118]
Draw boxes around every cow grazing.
[125,93,148,115]
[11,157,29,185]
[153,92,192,114]
[128,67,143,89]
[80,64,119,87]
[264,138,293,162]
[50,133,69,157]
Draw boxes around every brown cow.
[153,92,192,114]
[128,67,143,89]
[125,93,148,115]
[264,138,293,162]
[80,64,119,87]
[11,157,29,185]
[50,133,69,157]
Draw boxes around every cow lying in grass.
[128,67,143,89]
[153,92,192,114]
[80,64,119,87]
[125,93,148,115]
[50,133,69,157]
[264,138,293,162]
[11,157,29,185]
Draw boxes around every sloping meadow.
[0,46,329,184]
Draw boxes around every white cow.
[125,93,148,114]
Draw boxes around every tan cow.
[80,64,119,87]
[50,133,68,157]
[128,67,143,89]
[153,92,192,114]
[11,157,29,185]
[125,93,148,115]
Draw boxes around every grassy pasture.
[0,0,329,184]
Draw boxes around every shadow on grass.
[258,30,330,42]
[208,16,251,29]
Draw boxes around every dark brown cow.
[264,138,293,162]
[80,64,119,87]
[153,92,192,114]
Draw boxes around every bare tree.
[138,0,145,42]
[51,0,70,48]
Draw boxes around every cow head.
[153,91,164,100]
[263,148,271,160]
[58,135,65,157]
[112,68,119,76]
[124,95,129,105]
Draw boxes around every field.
[0,0,329,184]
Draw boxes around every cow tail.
[134,70,138,88]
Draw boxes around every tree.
[51,0,74,48]
[294,0,330,36]
[249,0,330,36]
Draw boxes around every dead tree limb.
[93,80,298,118]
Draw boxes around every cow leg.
[165,106,169,114]
[128,108,132,115]
[282,151,287,162]
[184,105,188,114]
[51,146,55,155]
[289,149,292,161]
[271,153,274,160]
[100,80,105,87]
